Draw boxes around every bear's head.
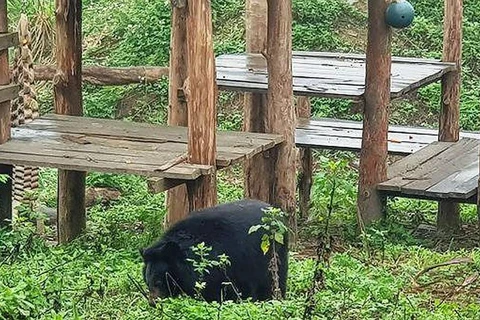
[140,241,187,305]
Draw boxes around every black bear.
[140,199,288,304]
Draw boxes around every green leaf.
[274,232,284,245]
[261,237,270,255]
[248,225,262,234]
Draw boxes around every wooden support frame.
[357,0,392,225]
[0,0,12,226]
[266,0,297,241]
[54,0,86,243]
[438,0,463,233]
[244,0,273,204]
[296,97,312,218]
[165,1,189,227]
[185,0,217,211]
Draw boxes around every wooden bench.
[377,138,479,203]
[295,117,480,155]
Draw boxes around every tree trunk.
[34,65,169,85]
[186,0,217,211]
[55,0,86,243]
[165,2,189,227]
[0,0,12,225]
[297,96,312,218]
[438,0,463,234]
[244,0,273,204]
[357,0,391,225]
[267,0,297,242]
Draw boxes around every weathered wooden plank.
[378,139,479,200]
[401,140,478,195]
[0,149,211,180]
[36,114,284,146]
[292,51,456,67]
[386,141,453,179]
[11,128,260,168]
[297,118,480,139]
[0,32,18,51]
[216,52,454,99]
[296,130,427,155]
[426,161,478,199]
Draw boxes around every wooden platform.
[295,118,480,155]
[216,52,456,100]
[0,114,283,180]
[378,138,479,203]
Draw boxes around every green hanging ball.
[386,0,415,29]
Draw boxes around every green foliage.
[187,242,231,295]
[0,174,8,184]
[3,0,480,318]
[249,207,288,255]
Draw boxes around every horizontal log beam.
[147,177,186,194]
[0,83,19,104]
[0,32,18,51]
[33,65,169,85]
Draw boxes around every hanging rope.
[12,14,40,202]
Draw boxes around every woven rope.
[12,14,40,201]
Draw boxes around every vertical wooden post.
[438,0,463,233]
[297,96,312,218]
[357,0,391,225]
[266,0,297,240]
[165,1,189,227]
[0,0,12,226]
[244,0,273,203]
[185,0,217,211]
[55,0,86,243]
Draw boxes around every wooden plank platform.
[0,114,284,180]
[216,52,456,100]
[377,138,479,203]
[295,118,480,155]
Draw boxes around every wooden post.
[437,0,463,233]
[244,0,273,203]
[55,0,86,243]
[0,0,12,226]
[165,1,189,228]
[266,0,297,240]
[297,96,312,218]
[185,0,217,211]
[357,0,391,225]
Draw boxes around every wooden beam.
[165,1,189,227]
[186,0,217,211]
[0,84,19,104]
[438,0,463,233]
[54,0,86,243]
[0,0,12,226]
[296,96,312,218]
[148,177,186,194]
[244,0,273,204]
[0,32,18,51]
[34,65,169,85]
[357,0,392,225]
[267,0,297,244]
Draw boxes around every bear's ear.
[141,241,183,262]
[139,248,146,259]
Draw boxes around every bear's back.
[160,199,272,253]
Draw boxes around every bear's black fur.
[140,199,288,303]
